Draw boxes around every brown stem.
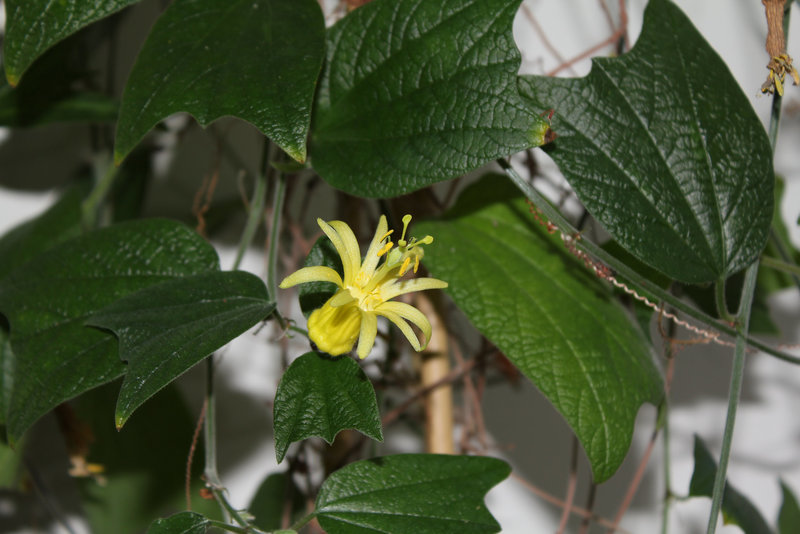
[510,473,632,534]
[186,400,207,511]
[556,437,580,534]
[382,357,480,427]
[764,0,786,58]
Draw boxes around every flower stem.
[705,260,759,534]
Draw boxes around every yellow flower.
[279,215,447,359]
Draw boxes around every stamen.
[413,255,420,273]
[398,214,412,246]
[380,229,394,241]
[399,256,412,276]
[377,241,393,257]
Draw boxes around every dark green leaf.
[311,0,551,198]
[77,383,219,534]
[87,271,273,427]
[779,480,800,534]
[146,512,209,534]
[519,0,773,284]
[3,0,139,85]
[273,352,382,463]
[0,183,87,282]
[0,83,118,127]
[689,436,773,534]
[416,176,663,482]
[249,472,305,531]
[297,237,342,319]
[0,324,13,427]
[115,0,325,163]
[315,454,509,533]
[0,219,219,444]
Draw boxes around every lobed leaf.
[311,0,551,198]
[0,219,219,443]
[689,436,772,534]
[273,352,382,463]
[115,0,325,163]
[87,271,274,427]
[519,0,773,284]
[314,454,509,533]
[416,176,664,482]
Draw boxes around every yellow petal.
[376,301,432,346]
[329,289,356,307]
[279,266,343,288]
[380,277,448,301]
[377,309,422,351]
[317,218,360,285]
[356,312,378,359]
[307,299,361,356]
[360,215,389,276]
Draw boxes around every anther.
[399,256,412,276]
[377,241,393,257]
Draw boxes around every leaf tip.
[113,149,126,167]
[6,71,20,88]
[285,144,307,164]
[115,413,126,431]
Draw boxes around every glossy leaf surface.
[0,184,86,282]
[273,352,382,463]
[115,0,325,163]
[0,220,218,443]
[519,0,773,284]
[3,0,139,85]
[416,176,663,482]
[689,436,772,534]
[315,454,508,533]
[779,481,800,534]
[87,271,273,427]
[146,512,209,534]
[311,0,551,198]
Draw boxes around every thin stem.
[231,139,271,271]
[556,437,579,534]
[211,487,251,529]
[206,519,250,534]
[705,261,759,534]
[761,253,800,279]
[289,512,316,532]
[203,356,224,507]
[714,279,734,323]
[499,158,800,365]
[81,156,118,228]
[268,166,288,307]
